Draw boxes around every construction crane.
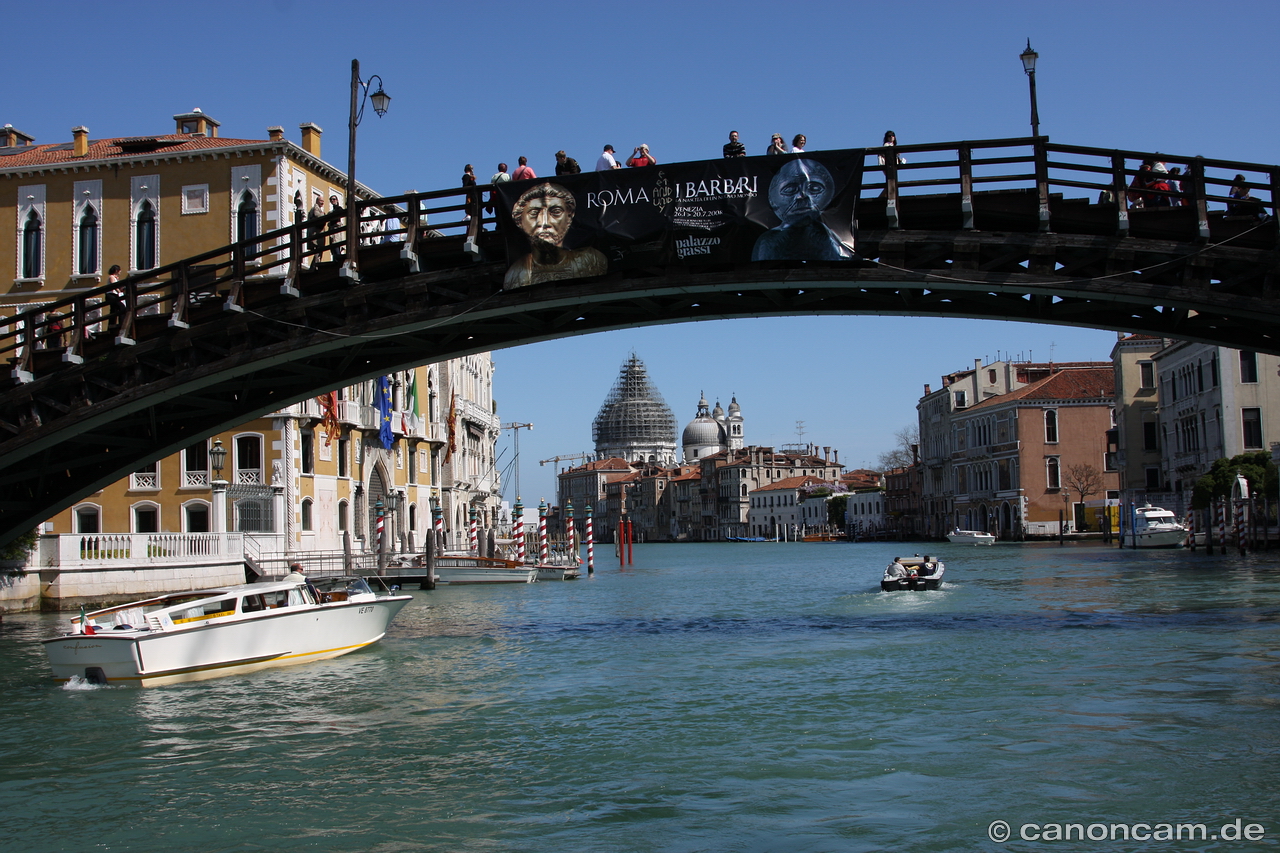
[539,453,592,474]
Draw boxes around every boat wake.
[61,674,107,691]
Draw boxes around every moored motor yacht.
[1125,504,1189,548]
[881,556,946,591]
[42,575,411,687]
[947,528,996,545]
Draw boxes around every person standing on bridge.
[329,195,346,260]
[555,150,582,175]
[487,164,510,215]
[723,130,746,158]
[790,134,807,153]
[596,144,621,170]
[877,130,905,166]
[766,134,787,156]
[627,144,656,167]
[307,194,326,267]
[512,156,536,181]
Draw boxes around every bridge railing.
[1,137,1276,385]
[862,136,1277,240]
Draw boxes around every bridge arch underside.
[2,228,1278,543]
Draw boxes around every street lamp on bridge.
[345,58,391,281]
[1020,39,1041,138]
[502,421,534,500]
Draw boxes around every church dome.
[592,354,677,464]
[682,417,724,448]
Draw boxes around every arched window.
[78,206,99,275]
[338,499,349,532]
[184,502,210,533]
[133,503,160,533]
[135,200,157,269]
[1046,456,1061,490]
[237,190,258,243]
[301,498,313,532]
[75,504,101,534]
[408,503,417,530]
[22,210,42,278]
[235,434,263,484]
[1044,409,1058,443]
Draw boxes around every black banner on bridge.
[493,151,859,289]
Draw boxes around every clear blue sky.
[13,0,1278,503]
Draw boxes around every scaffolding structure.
[592,354,678,465]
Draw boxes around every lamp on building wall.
[1019,39,1041,138]
[345,59,391,280]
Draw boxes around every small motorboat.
[42,575,411,687]
[1125,504,1189,548]
[881,556,945,591]
[947,528,996,545]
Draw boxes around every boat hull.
[880,576,943,592]
[1127,529,1188,548]
[434,566,537,584]
[947,530,995,545]
[43,596,410,687]
[534,565,580,581]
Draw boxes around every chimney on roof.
[267,126,285,142]
[72,126,89,157]
[823,446,830,462]
[974,357,982,372]
[924,383,931,395]
[173,108,220,137]
[299,122,323,157]
[1,125,34,148]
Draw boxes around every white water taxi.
[946,528,996,545]
[1125,504,1189,548]
[42,576,411,687]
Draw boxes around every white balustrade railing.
[183,469,209,488]
[56,532,244,567]
[130,471,159,490]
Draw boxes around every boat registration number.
[359,606,375,614]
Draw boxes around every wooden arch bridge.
[2,135,1279,545]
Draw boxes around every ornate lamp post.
[209,438,228,534]
[1020,39,1040,138]
[345,59,391,280]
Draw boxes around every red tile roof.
[752,475,826,493]
[0,134,282,169]
[966,367,1114,411]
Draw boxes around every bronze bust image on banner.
[751,159,854,261]
[504,183,608,288]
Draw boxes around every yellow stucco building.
[0,111,501,569]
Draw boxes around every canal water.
[2,542,1279,852]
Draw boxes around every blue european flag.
[377,375,393,449]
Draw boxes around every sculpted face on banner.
[768,159,834,225]
[752,159,853,262]
[519,191,573,248]
[505,183,607,288]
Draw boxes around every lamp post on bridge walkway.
[1020,39,1040,138]
[501,422,534,500]
[345,58,391,281]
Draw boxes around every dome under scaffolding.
[592,354,678,466]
